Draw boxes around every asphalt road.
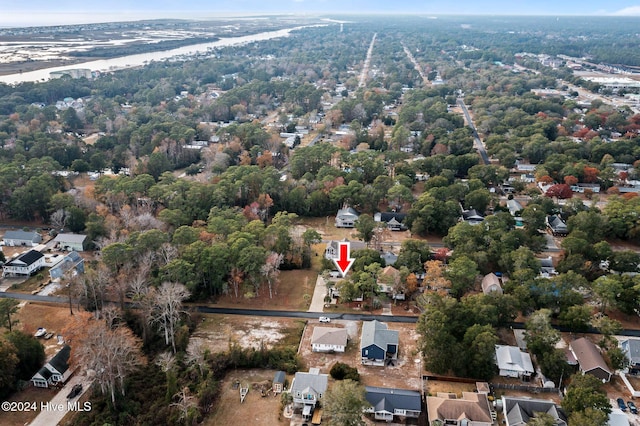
[4,290,640,337]
[457,98,490,165]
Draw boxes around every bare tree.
[155,351,175,373]
[228,267,244,298]
[150,282,190,353]
[50,208,67,230]
[76,320,144,404]
[186,338,208,377]
[261,252,284,299]
[171,386,199,425]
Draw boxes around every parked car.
[617,398,627,412]
[628,400,638,414]
[67,384,83,399]
[319,316,331,323]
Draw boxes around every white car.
[319,316,331,323]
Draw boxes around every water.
[0,26,314,85]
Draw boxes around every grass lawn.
[8,269,50,294]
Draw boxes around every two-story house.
[2,250,45,277]
[291,368,328,420]
[361,320,399,366]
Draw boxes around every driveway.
[307,275,327,313]
[28,374,91,426]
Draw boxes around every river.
[0,25,316,85]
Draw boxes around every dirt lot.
[298,319,423,391]
[191,315,306,354]
[203,369,288,426]
[213,269,317,311]
[15,302,72,356]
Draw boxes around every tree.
[355,214,377,245]
[5,331,45,380]
[528,413,560,426]
[261,251,284,299]
[330,362,360,381]
[0,335,18,399]
[568,407,608,426]
[76,318,144,405]
[562,373,611,416]
[462,324,498,380]
[323,379,369,426]
[151,282,191,353]
[524,309,559,358]
[545,183,573,199]
[0,298,19,332]
[444,256,478,298]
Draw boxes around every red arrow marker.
[334,242,354,277]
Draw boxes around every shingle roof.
[273,371,286,384]
[361,320,398,351]
[427,392,492,424]
[291,370,328,396]
[48,345,70,374]
[502,396,567,426]
[311,327,348,347]
[365,386,421,413]
[570,337,611,376]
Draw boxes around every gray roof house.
[507,199,523,216]
[495,345,534,379]
[361,320,399,366]
[2,230,42,247]
[311,327,348,353]
[621,339,640,375]
[547,215,568,236]
[31,345,72,388]
[3,250,45,277]
[570,337,612,382]
[49,251,85,280]
[335,207,359,228]
[502,396,567,426]
[364,386,421,422]
[291,368,328,419]
[52,233,87,252]
[325,239,366,261]
[272,371,286,394]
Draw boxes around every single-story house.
[495,345,534,379]
[2,230,42,246]
[31,345,72,388]
[272,371,286,394]
[506,199,523,216]
[461,209,484,225]
[2,250,45,277]
[374,212,408,231]
[49,251,85,280]
[364,386,421,422]
[52,233,87,252]
[335,207,359,228]
[291,368,328,419]
[539,256,558,278]
[482,273,503,295]
[311,327,348,353]
[380,251,398,266]
[427,392,493,426]
[621,338,640,375]
[547,215,568,236]
[502,396,567,426]
[570,337,612,382]
[361,320,399,366]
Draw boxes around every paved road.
[457,98,490,165]
[5,291,640,335]
[28,373,92,426]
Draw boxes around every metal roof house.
[364,386,421,422]
[570,337,612,382]
[31,345,72,388]
[361,320,399,366]
[52,233,87,252]
[495,345,534,379]
[481,273,503,295]
[502,396,567,426]
[49,251,85,280]
[335,207,359,228]
[2,230,42,247]
[2,250,45,277]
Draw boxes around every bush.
[330,362,360,381]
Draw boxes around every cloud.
[611,6,640,15]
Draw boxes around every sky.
[2,0,640,27]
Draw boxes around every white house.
[311,327,348,353]
[335,207,359,228]
[31,345,72,388]
[291,368,328,420]
[495,345,534,379]
[2,250,45,277]
[53,233,87,252]
[2,230,42,246]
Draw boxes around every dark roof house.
[365,386,421,422]
[31,345,72,388]
[374,212,408,231]
[547,215,568,236]
[3,250,45,277]
[502,396,567,426]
